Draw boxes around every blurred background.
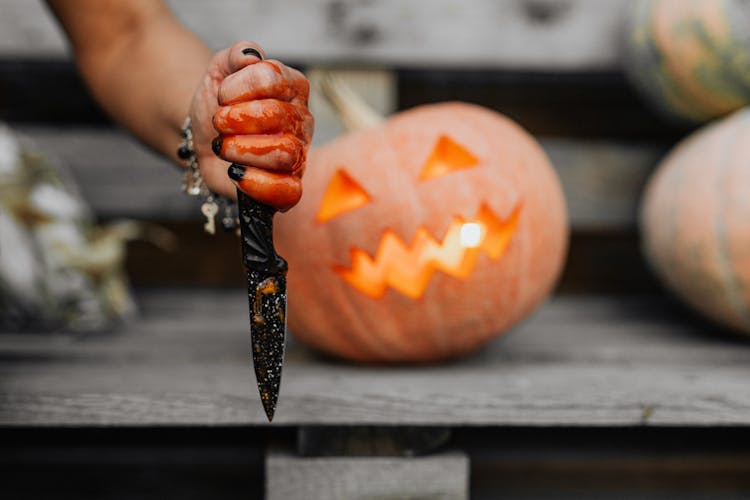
[2,0,750,499]
[0,0,692,297]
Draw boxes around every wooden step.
[1,289,748,426]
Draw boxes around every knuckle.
[240,67,258,90]
[217,79,233,105]
[212,106,229,129]
[297,75,311,94]
[275,137,303,169]
[286,135,305,157]
[256,61,291,94]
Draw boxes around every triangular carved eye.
[419,135,480,180]
[316,169,371,223]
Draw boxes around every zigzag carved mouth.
[333,203,521,299]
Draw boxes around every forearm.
[46,0,212,163]
[83,15,212,162]
[46,0,313,208]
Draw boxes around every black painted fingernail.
[228,164,246,181]
[242,48,263,60]
[211,136,223,156]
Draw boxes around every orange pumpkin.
[641,108,750,334]
[275,80,568,362]
[624,0,750,123]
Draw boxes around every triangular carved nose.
[419,135,480,181]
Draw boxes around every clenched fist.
[189,41,314,211]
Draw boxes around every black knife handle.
[237,188,288,274]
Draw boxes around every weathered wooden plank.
[15,127,201,220]
[15,127,662,228]
[2,0,629,70]
[1,60,692,141]
[1,290,750,426]
[266,450,469,500]
[0,1,69,57]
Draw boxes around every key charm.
[201,200,219,235]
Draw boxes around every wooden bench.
[2,1,750,499]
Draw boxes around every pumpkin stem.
[310,69,386,131]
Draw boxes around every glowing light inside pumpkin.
[460,223,482,248]
[316,169,371,223]
[334,203,522,299]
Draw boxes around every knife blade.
[237,185,288,422]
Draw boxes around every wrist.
[177,117,238,235]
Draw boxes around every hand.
[188,41,314,211]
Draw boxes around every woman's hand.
[189,41,314,211]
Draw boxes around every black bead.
[222,216,236,231]
[177,145,191,159]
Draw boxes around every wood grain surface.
[1,289,749,426]
[2,0,629,70]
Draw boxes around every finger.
[287,66,311,104]
[213,100,308,138]
[218,60,308,105]
[227,41,266,73]
[228,164,303,211]
[214,134,305,173]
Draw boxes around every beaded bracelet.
[178,117,238,234]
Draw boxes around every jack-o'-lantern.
[276,75,568,362]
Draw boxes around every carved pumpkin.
[623,0,750,123]
[276,79,568,362]
[642,108,750,335]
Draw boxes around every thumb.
[215,41,265,78]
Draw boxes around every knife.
[236,184,288,422]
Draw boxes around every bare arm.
[45,0,211,163]
[45,0,312,208]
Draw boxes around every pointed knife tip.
[263,404,276,422]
